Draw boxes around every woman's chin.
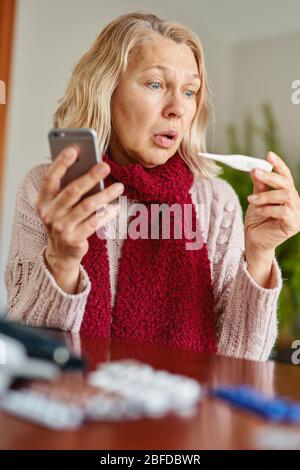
[139,149,174,168]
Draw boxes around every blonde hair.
[53,11,221,178]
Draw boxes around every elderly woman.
[4,12,300,360]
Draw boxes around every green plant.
[218,102,300,344]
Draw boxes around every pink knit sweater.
[4,163,283,361]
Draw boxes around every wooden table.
[1,332,300,450]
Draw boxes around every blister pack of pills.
[87,359,203,420]
[0,360,204,429]
[0,388,84,430]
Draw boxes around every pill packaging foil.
[0,359,204,430]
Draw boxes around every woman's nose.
[162,92,186,119]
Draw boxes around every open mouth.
[154,134,176,140]
[153,133,178,148]
[155,132,178,141]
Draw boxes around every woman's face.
[109,37,201,168]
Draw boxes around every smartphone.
[48,128,105,199]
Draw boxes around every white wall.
[232,32,300,171]
[0,0,233,307]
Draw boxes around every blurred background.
[0,0,299,355]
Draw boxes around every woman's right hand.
[36,146,124,293]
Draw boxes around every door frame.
[0,0,16,214]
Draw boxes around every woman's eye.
[184,90,196,98]
[148,82,162,90]
[147,82,197,98]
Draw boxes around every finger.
[253,204,292,220]
[247,188,297,208]
[46,161,111,220]
[74,202,120,241]
[39,147,78,202]
[251,168,290,190]
[60,182,124,230]
[266,151,294,182]
[250,169,269,195]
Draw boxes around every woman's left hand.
[245,151,300,262]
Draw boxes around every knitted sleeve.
[194,177,283,361]
[4,164,91,332]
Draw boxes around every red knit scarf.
[80,151,217,353]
